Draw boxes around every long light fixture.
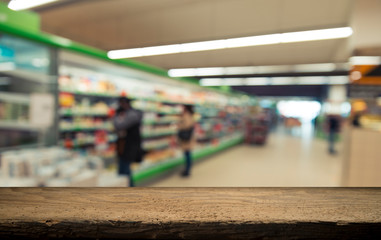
[8,0,59,11]
[349,56,381,65]
[200,76,349,86]
[108,27,353,59]
[168,63,349,77]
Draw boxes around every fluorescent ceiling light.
[246,77,270,86]
[169,63,349,77]
[296,76,328,85]
[8,0,59,11]
[108,27,353,59]
[168,68,197,77]
[225,67,257,75]
[196,67,225,76]
[271,77,297,85]
[349,56,381,65]
[294,63,336,72]
[225,34,282,48]
[224,78,244,86]
[199,78,224,86]
[281,27,353,43]
[328,76,349,85]
[199,76,349,86]
[181,40,227,52]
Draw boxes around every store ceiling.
[19,0,353,70]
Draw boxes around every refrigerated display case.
[56,51,252,178]
[0,33,58,151]
[0,20,256,186]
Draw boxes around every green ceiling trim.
[0,22,252,97]
[0,22,201,85]
[0,2,40,33]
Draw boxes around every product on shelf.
[59,117,113,131]
[0,147,116,187]
[143,114,181,125]
[143,138,172,151]
[142,125,177,137]
[144,149,176,163]
[56,60,255,182]
[0,101,29,123]
[59,74,118,96]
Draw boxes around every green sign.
[0,2,40,33]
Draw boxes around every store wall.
[351,0,381,54]
[232,85,327,99]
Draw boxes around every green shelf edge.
[143,121,174,125]
[142,132,176,138]
[132,135,243,183]
[144,144,170,151]
[60,89,195,106]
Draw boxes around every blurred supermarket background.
[0,0,380,187]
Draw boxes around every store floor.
[150,127,344,187]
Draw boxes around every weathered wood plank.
[0,188,380,239]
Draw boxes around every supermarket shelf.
[142,131,176,139]
[136,96,195,106]
[60,109,180,117]
[132,134,243,183]
[62,141,116,148]
[136,108,181,115]
[60,142,94,148]
[0,121,42,131]
[60,127,113,132]
[143,120,175,125]
[60,112,109,117]
[60,89,196,105]
[0,92,30,104]
[1,69,55,84]
[201,115,220,119]
[0,143,41,153]
[60,89,119,98]
[144,143,170,151]
[196,137,215,142]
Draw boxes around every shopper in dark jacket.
[177,104,195,177]
[113,97,143,187]
[326,115,340,155]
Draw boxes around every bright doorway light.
[108,27,353,59]
[199,78,224,86]
[8,0,59,11]
[277,101,321,121]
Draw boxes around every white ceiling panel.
[36,0,353,69]
[137,39,348,69]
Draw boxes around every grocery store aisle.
[150,128,344,187]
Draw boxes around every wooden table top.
[0,188,380,239]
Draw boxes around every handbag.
[116,138,126,157]
[177,127,194,141]
[135,148,146,163]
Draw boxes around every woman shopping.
[177,104,195,177]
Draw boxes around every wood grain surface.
[0,188,380,239]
